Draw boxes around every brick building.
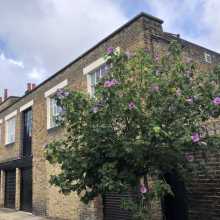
[0,12,219,220]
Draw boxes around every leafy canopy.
[46,41,220,218]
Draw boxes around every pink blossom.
[111,79,119,86]
[186,97,193,104]
[104,80,111,88]
[185,153,194,162]
[92,106,99,113]
[212,97,220,105]
[56,89,69,99]
[140,184,148,194]
[128,101,136,110]
[107,47,114,54]
[191,132,200,143]
[104,79,119,88]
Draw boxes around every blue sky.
[0,0,219,96]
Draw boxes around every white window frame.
[83,57,106,95]
[47,96,63,129]
[83,47,120,95]
[4,110,17,145]
[204,52,212,64]
[44,79,68,130]
[20,100,34,112]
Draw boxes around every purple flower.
[212,97,220,105]
[107,47,114,54]
[104,80,112,88]
[185,153,194,162]
[92,106,99,113]
[104,79,119,88]
[191,132,200,143]
[150,84,160,92]
[140,184,148,194]
[128,101,136,110]
[111,79,119,86]
[186,97,193,104]
[56,89,69,99]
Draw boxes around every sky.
[0,0,220,97]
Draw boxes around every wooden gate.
[5,169,16,209]
[20,167,32,212]
[103,192,134,220]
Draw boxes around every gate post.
[0,170,5,207]
[148,176,163,220]
[94,196,103,220]
[15,168,21,210]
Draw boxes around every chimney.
[32,83,36,90]
[4,89,8,101]
[27,83,32,92]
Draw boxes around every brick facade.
[0,12,219,220]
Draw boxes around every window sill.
[5,142,15,147]
[47,126,61,134]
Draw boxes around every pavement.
[0,208,48,220]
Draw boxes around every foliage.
[46,42,220,219]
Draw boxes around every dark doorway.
[20,167,32,212]
[103,192,134,220]
[22,108,32,157]
[5,169,16,209]
[162,172,188,220]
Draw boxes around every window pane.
[90,72,96,86]
[6,117,16,144]
[50,97,62,128]
[89,63,109,95]
[91,86,95,96]
[100,64,108,78]
[96,69,101,82]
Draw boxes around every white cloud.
[147,0,220,52]
[0,52,27,96]
[0,0,127,96]
[198,0,220,51]
[0,53,24,68]
[28,68,46,81]
[1,0,220,98]
[147,0,202,35]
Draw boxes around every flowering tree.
[46,42,220,219]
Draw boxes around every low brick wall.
[188,152,220,220]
